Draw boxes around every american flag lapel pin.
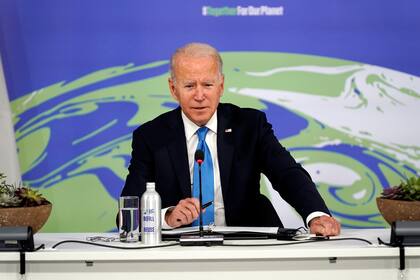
[225,128,232,133]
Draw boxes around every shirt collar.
[181,110,218,141]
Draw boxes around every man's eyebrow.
[179,79,217,85]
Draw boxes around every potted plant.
[376,176,420,225]
[0,172,52,233]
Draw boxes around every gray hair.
[169,42,223,82]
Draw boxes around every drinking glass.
[118,196,139,242]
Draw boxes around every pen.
[202,201,213,209]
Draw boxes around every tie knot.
[197,127,209,141]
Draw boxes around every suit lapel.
[217,105,235,195]
[167,108,191,197]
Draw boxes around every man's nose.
[194,86,205,101]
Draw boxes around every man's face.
[169,55,224,126]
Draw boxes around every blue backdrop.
[1,0,419,231]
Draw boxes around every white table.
[1,229,420,280]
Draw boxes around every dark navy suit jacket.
[121,103,330,227]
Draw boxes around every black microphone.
[179,149,223,246]
[194,149,205,236]
[195,149,204,165]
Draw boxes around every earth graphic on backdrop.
[11,52,420,232]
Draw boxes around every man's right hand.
[165,198,201,228]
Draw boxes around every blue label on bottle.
[143,215,154,222]
[143,227,154,233]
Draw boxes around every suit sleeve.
[120,127,155,198]
[256,112,331,223]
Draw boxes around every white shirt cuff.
[306,211,330,227]
[161,206,175,229]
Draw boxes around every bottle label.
[142,208,156,233]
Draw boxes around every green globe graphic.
[11,52,420,232]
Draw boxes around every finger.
[185,197,201,211]
[176,207,193,224]
[331,219,341,235]
[166,210,183,228]
[309,217,323,234]
[183,202,200,219]
[180,198,201,219]
[180,198,201,212]
[310,223,326,236]
[171,209,187,225]
[324,217,340,236]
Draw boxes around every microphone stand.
[198,159,204,237]
[179,149,224,246]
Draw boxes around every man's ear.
[168,78,179,101]
[219,74,225,97]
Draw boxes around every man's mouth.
[192,106,207,111]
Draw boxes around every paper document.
[163,226,279,235]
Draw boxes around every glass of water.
[118,196,139,242]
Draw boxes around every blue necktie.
[192,127,214,226]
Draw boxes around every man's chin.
[190,114,211,126]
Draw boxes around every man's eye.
[205,84,214,88]
[185,85,194,89]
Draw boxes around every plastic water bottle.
[141,182,161,245]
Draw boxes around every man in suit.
[121,42,340,236]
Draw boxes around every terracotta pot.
[376,197,420,225]
[0,203,52,233]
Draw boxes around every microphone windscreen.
[195,149,204,162]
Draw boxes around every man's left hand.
[309,216,341,236]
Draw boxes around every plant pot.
[376,197,420,225]
[0,203,52,233]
